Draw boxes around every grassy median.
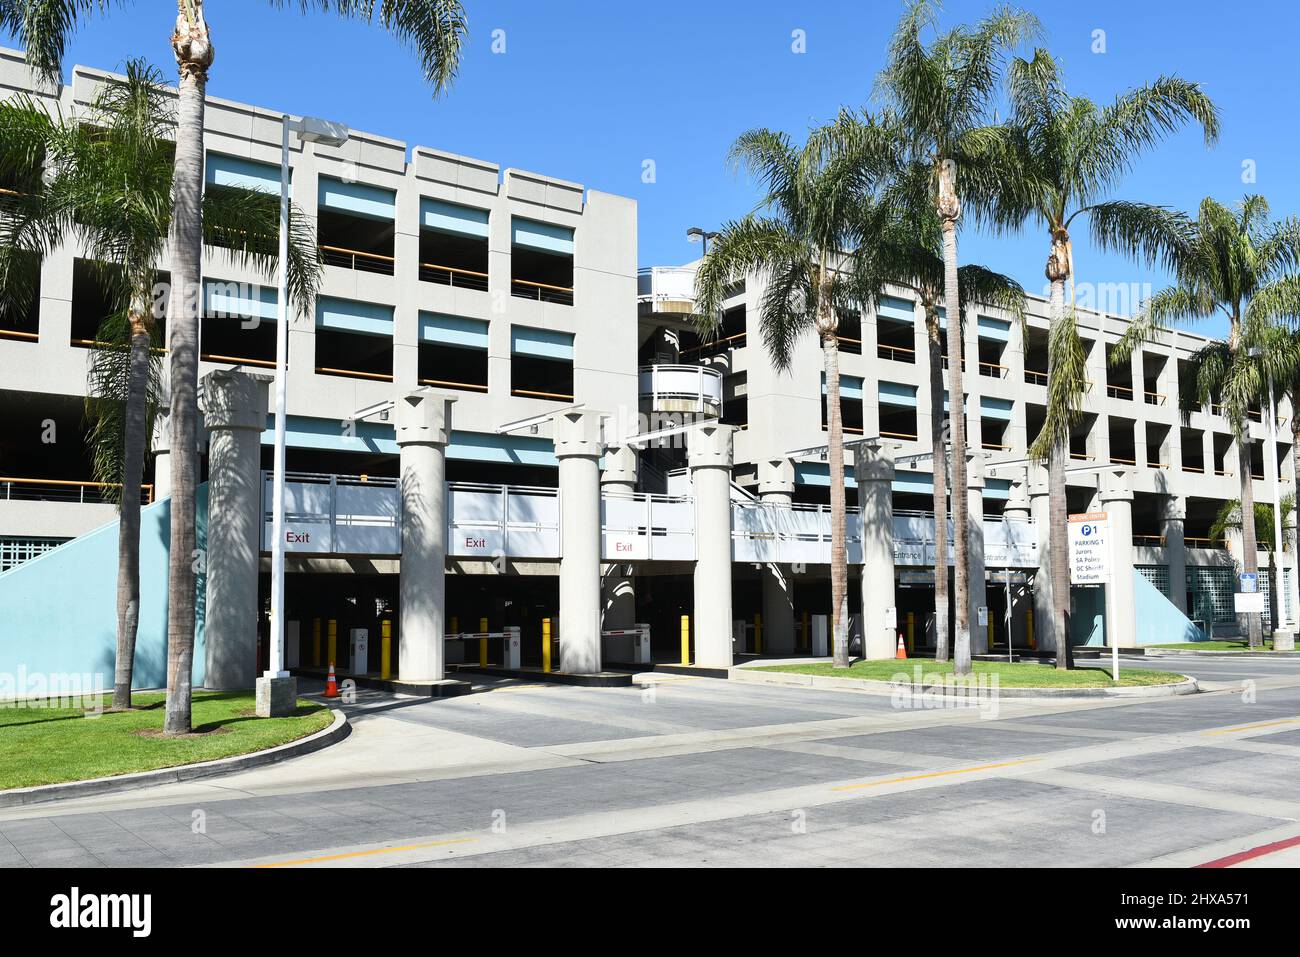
[0,691,334,791]
[754,658,1186,688]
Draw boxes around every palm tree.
[1000,50,1219,666]
[849,163,1026,662]
[694,119,894,668]
[1258,322,1300,623]
[0,60,321,709]
[1210,493,1295,635]
[1119,197,1300,647]
[3,0,467,733]
[877,0,1039,675]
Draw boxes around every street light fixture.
[267,115,349,690]
[686,225,719,256]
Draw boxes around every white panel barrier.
[259,473,1038,568]
[448,482,560,560]
[601,492,696,561]
[261,472,398,555]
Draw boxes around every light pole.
[267,115,348,688]
[686,225,719,257]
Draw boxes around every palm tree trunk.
[940,219,970,676]
[112,307,151,710]
[1237,430,1263,647]
[163,6,213,735]
[824,329,850,669]
[927,311,950,662]
[1047,276,1075,669]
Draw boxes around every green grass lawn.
[1146,638,1289,651]
[754,658,1185,688]
[0,691,334,791]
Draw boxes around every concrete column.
[1028,463,1055,651]
[556,408,605,674]
[758,457,796,654]
[600,445,638,643]
[967,453,988,654]
[1162,495,1188,612]
[857,442,897,659]
[1004,474,1032,645]
[396,391,455,681]
[152,409,172,501]
[202,370,269,690]
[1100,467,1136,648]
[690,422,736,668]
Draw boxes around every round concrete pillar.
[758,457,796,654]
[396,391,455,681]
[202,370,268,690]
[600,445,639,651]
[152,410,172,501]
[556,409,605,674]
[967,453,988,655]
[689,423,736,668]
[857,442,897,660]
[1162,495,1188,613]
[1100,468,1136,648]
[1028,463,1055,651]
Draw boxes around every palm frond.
[277,1,467,94]
[0,0,114,82]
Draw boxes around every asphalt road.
[2,653,1298,868]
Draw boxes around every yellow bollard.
[754,613,763,654]
[801,611,809,651]
[450,615,459,636]
[988,614,995,649]
[680,615,690,665]
[479,617,489,667]
[381,619,392,679]
[327,619,338,667]
[1027,608,1036,650]
[906,611,915,654]
[312,617,321,667]
[542,618,552,673]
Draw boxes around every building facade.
[1,48,1293,690]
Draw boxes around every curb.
[728,667,1199,699]
[0,708,351,809]
[1140,648,1297,659]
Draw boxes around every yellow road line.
[832,758,1037,792]
[1203,716,1300,736]
[251,836,478,868]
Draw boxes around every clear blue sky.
[5,0,1297,337]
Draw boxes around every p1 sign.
[1068,512,1110,585]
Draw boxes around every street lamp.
[1250,346,1288,637]
[686,225,719,256]
[267,115,349,690]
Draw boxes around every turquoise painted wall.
[0,485,208,692]
[1070,570,1206,647]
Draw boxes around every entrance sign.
[1239,572,1258,593]
[1068,512,1110,585]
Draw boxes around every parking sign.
[1068,512,1110,585]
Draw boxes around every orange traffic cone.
[895,633,907,660]
[323,663,340,699]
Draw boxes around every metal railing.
[319,243,395,276]
[638,364,724,412]
[1133,534,1167,547]
[680,331,747,357]
[316,366,394,382]
[419,262,489,291]
[0,476,153,505]
[1106,384,1134,400]
[511,277,574,305]
[1024,369,1048,386]
[877,343,915,363]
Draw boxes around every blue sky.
[5,0,1297,337]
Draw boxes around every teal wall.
[1069,570,1206,647]
[0,485,208,691]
